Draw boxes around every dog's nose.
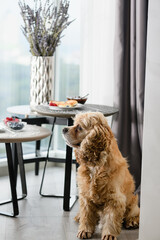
[63,127,69,134]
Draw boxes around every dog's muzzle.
[63,127,69,134]
[62,127,81,148]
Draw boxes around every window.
[0,0,80,158]
[54,0,80,151]
[0,1,30,157]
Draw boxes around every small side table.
[0,124,51,217]
[7,104,119,211]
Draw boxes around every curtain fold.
[112,0,148,194]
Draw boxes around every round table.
[0,124,51,143]
[0,125,51,217]
[7,104,119,118]
[6,104,119,211]
[32,103,119,210]
[33,103,119,118]
[7,105,38,118]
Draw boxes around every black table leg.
[38,116,78,210]
[35,140,41,175]
[12,143,18,185]
[39,117,64,197]
[63,118,78,211]
[0,143,19,217]
[0,143,27,217]
[16,143,27,197]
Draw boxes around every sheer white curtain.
[80,0,115,106]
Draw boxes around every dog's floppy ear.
[79,123,112,163]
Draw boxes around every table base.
[0,143,27,217]
[39,117,78,211]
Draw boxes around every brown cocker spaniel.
[62,112,139,240]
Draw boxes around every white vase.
[30,56,54,109]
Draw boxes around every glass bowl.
[67,96,88,104]
[6,121,26,131]
[3,117,27,132]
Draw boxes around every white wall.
[139,1,160,239]
[80,0,115,106]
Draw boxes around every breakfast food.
[49,101,65,106]
[49,100,78,108]
[58,103,69,107]
[4,117,20,124]
[3,117,25,131]
[65,100,78,107]
[7,121,25,130]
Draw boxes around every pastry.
[65,100,78,107]
[49,100,78,107]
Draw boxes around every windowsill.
[0,149,75,176]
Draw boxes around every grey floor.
[0,164,139,240]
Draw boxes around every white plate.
[49,103,83,110]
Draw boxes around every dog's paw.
[74,213,80,223]
[125,215,139,229]
[102,235,117,240]
[77,230,92,239]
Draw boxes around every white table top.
[7,104,119,119]
[7,105,38,118]
[34,103,119,118]
[0,124,51,143]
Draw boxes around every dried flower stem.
[19,0,73,56]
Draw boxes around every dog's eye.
[76,125,83,132]
[78,125,82,131]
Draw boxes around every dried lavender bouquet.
[19,0,72,56]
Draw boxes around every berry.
[8,122,24,130]
[4,117,20,124]
[49,102,57,106]
[6,117,13,121]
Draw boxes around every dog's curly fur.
[62,112,140,240]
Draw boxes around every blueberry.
[8,122,24,130]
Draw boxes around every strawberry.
[14,118,19,122]
[4,117,20,124]
[49,102,57,106]
[6,117,13,121]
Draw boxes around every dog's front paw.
[125,215,139,229]
[77,230,92,239]
[74,213,80,223]
[102,235,117,240]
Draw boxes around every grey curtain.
[112,0,148,195]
